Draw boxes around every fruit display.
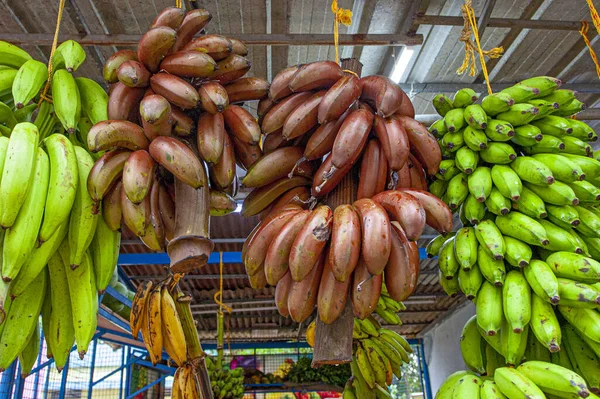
[430,77,600,397]
[87,6,269,270]
[0,39,121,373]
[284,356,351,389]
[241,63,450,328]
[205,357,245,399]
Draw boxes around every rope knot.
[331,0,353,64]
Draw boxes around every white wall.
[422,301,476,396]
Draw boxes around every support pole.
[13,364,24,399]
[58,357,69,399]
[0,361,16,399]
[312,58,362,367]
[87,339,98,399]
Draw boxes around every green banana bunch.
[562,324,600,394]
[453,88,479,108]
[12,59,47,109]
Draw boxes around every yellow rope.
[213,252,232,314]
[457,0,503,94]
[38,0,66,106]
[175,0,183,9]
[580,21,600,79]
[586,0,600,34]
[331,0,353,64]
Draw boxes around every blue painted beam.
[118,250,431,266]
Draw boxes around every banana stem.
[216,311,224,369]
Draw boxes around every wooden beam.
[0,33,423,47]
[270,0,289,79]
[475,0,545,83]
[547,37,587,78]
[414,15,586,31]
[476,0,497,37]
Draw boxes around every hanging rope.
[579,21,600,79]
[331,0,353,65]
[585,0,600,34]
[175,0,183,9]
[213,252,232,361]
[38,0,66,106]
[457,0,503,94]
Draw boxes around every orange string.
[38,0,66,106]
[585,0,600,34]
[579,21,600,79]
[331,0,353,64]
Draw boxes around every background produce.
[430,77,600,397]
[0,38,119,375]
[205,356,245,399]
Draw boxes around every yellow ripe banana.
[146,283,163,365]
[171,367,184,399]
[0,122,38,228]
[75,77,108,125]
[517,360,590,398]
[51,69,81,134]
[130,281,152,339]
[39,134,79,242]
[68,146,99,268]
[90,213,120,293]
[0,268,46,371]
[160,286,187,366]
[46,251,75,371]
[2,147,49,281]
[60,241,96,359]
[361,340,388,387]
[52,40,86,72]
[12,60,48,109]
[18,319,40,378]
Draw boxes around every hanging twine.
[457,0,503,94]
[331,0,353,65]
[213,252,232,352]
[175,0,183,9]
[586,0,600,33]
[38,0,66,106]
[580,21,600,79]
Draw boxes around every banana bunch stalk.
[431,76,600,398]
[88,6,270,263]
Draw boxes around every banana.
[351,357,376,399]
[482,92,514,116]
[160,286,186,366]
[198,81,228,114]
[551,347,574,374]
[455,147,479,174]
[0,41,32,69]
[356,346,376,389]
[2,147,49,281]
[503,236,532,268]
[501,320,528,366]
[563,324,600,394]
[524,135,566,155]
[242,147,304,188]
[0,268,46,371]
[528,99,558,120]
[318,74,361,124]
[458,263,483,300]
[510,156,555,185]
[90,213,120,293]
[12,60,47,109]
[491,165,522,201]
[531,153,585,183]
[144,283,163,365]
[87,120,149,153]
[123,150,156,204]
[430,119,447,138]
[503,270,531,334]
[460,315,487,374]
[359,75,404,117]
[475,219,505,260]
[463,194,486,225]
[546,251,600,284]
[440,269,460,297]
[464,104,488,129]
[559,305,600,345]
[67,146,98,269]
[439,236,460,279]
[497,104,539,126]
[558,278,600,304]
[479,142,517,164]
[433,93,454,116]
[562,135,592,156]
[486,187,511,216]
[463,126,488,151]
[453,88,479,108]
[477,245,506,287]
[539,219,585,254]
[500,84,540,103]
[531,115,573,138]
[455,227,478,270]
[563,154,600,178]
[567,181,600,203]
[208,53,251,84]
[441,130,465,152]
[568,118,595,141]
[520,76,561,96]
[130,281,152,339]
[75,77,109,125]
[150,72,199,110]
[467,166,492,202]
[494,367,545,399]
[148,137,205,189]
[511,186,547,219]
[52,40,86,72]
[0,122,38,228]
[116,60,151,88]
[375,306,401,325]
[477,281,504,336]
[513,124,543,145]
[452,374,482,398]
[427,233,452,258]
[18,319,40,377]
[289,205,333,280]
[444,108,466,132]
[485,119,514,142]
[46,251,75,370]
[437,371,474,399]
[495,211,549,247]
[39,134,79,242]
[86,149,131,203]
[52,69,81,134]
[517,361,590,398]
[480,380,507,399]
[362,340,388,387]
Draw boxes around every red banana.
[102,180,123,231]
[270,186,310,214]
[173,8,212,51]
[269,65,299,101]
[329,204,361,283]
[230,135,262,170]
[318,250,351,324]
[330,108,374,171]
[117,60,151,88]
[209,134,236,190]
[353,198,391,276]
[123,150,156,204]
[121,186,150,237]
[287,253,325,323]
[397,116,442,175]
[210,55,251,84]
[150,73,199,110]
[241,147,304,188]
[395,90,415,118]
[359,75,404,117]
[407,154,427,190]
[198,81,229,114]
[399,189,453,235]
[182,34,232,60]
[351,259,382,319]
[262,131,288,154]
[261,92,313,135]
[140,94,172,141]
[282,90,326,140]
[108,82,145,123]
[372,190,426,241]
[223,105,261,144]
[224,77,270,103]
[88,120,149,152]
[385,223,419,302]
[196,112,225,164]
[151,7,184,29]
[87,149,131,203]
[304,109,349,160]
[149,137,206,188]
[373,115,410,177]
[357,138,388,200]
[171,108,193,137]
[231,38,247,56]
[159,51,216,78]
[140,176,165,251]
[288,61,344,93]
[311,153,352,198]
[103,50,138,83]
[317,74,361,124]
[137,26,177,73]
[275,272,293,317]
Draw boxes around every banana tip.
[79,351,86,360]
[445,276,454,281]
[572,199,580,206]
[486,330,496,336]
[512,327,522,334]
[571,220,580,226]
[547,176,555,184]
[15,103,23,109]
[550,296,560,304]
[493,254,504,261]
[70,264,79,270]
[1,277,10,283]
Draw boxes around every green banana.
[464,104,488,130]
[561,135,592,156]
[479,143,517,164]
[528,99,558,120]
[538,219,584,254]
[501,320,528,366]
[500,84,540,103]
[467,166,492,202]
[567,118,595,141]
[530,293,561,353]
[68,146,99,268]
[474,219,505,260]
[343,381,357,399]
[485,119,514,142]
[18,319,40,377]
[558,277,600,304]
[510,156,555,185]
[52,40,86,72]
[478,322,504,355]
[439,236,460,279]
[523,136,565,155]
[568,228,591,257]
[559,305,600,345]
[540,89,575,108]
[437,371,475,399]
[520,76,561,96]
[455,147,479,174]
[444,108,465,133]
[513,123,542,142]
[0,268,46,370]
[458,263,483,300]
[481,92,514,116]
[426,233,454,258]
[581,234,600,261]
[452,373,482,398]
[90,214,121,293]
[496,104,539,126]
[503,236,532,268]
[52,69,81,134]
[454,227,478,270]
[430,178,448,199]
[463,194,486,225]
[12,59,48,109]
[494,367,545,399]
[461,315,487,374]
[567,181,600,202]
[355,346,376,389]
[511,186,547,219]
[546,251,600,284]
[2,147,49,281]
[0,41,32,69]
[430,118,447,138]
[445,172,469,209]
[551,344,573,370]
[480,380,507,399]
[375,306,401,325]
[441,130,465,151]
[525,328,552,362]
[554,98,585,116]
[531,153,585,183]
[485,187,511,216]
[530,115,572,137]
[438,159,460,180]
[357,318,380,337]
[524,260,560,304]
[491,165,522,201]
[562,154,600,179]
[439,269,460,297]
[477,245,506,286]
[433,94,454,116]
[453,88,479,108]
[0,122,38,228]
[463,126,489,151]
[75,77,108,125]
[517,360,590,398]
[0,102,17,130]
[524,181,579,206]
[575,206,600,239]
[477,281,504,336]
[502,270,531,333]
[562,324,600,394]
[351,357,376,399]
[495,211,549,247]
[39,134,79,242]
[485,343,505,378]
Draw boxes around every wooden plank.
[547,36,587,78]
[270,0,289,79]
[476,0,497,37]
[0,32,424,46]
[414,15,586,31]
